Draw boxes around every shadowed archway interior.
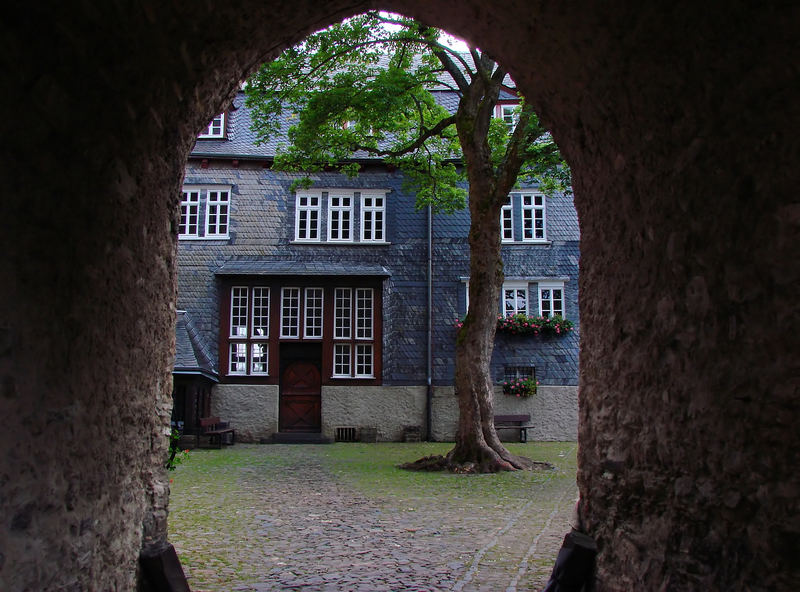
[0,1,797,590]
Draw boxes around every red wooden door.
[280,361,321,432]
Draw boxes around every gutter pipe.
[426,204,434,441]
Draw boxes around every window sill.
[331,375,376,380]
[290,240,391,246]
[179,235,230,241]
[502,240,551,246]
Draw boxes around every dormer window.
[495,104,519,132]
[198,113,226,139]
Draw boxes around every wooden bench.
[494,414,534,443]
[198,416,235,448]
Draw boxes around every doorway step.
[270,432,333,444]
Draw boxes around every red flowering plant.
[496,313,573,336]
[502,376,539,398]
[453,314,574,336]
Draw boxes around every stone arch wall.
[0,1,796,590]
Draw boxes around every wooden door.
[280,361,321,432]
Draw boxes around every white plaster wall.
[212,384,279,442]
[322,385,427,441]
[431,386,578,442]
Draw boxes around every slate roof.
[215,259,391,277]
[174,310,218,380]
[191,58,518,161]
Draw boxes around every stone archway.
[0,2,796,591]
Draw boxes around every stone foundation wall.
[212,384,279,443]
[211,384,576,443]
[322,386,427,441]
[431,386,578,442]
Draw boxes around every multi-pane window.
[304,288,324,338]
[496,104,519,132]
[294,190,388,243]
[198,113,226,138]
[295,194,320,241]
[179,189,200,237]
[501,195,513,243]
[362,194,385,242]
[334,288,352,339]
[539,283,564,318]
[355,344,374,378]
[205,189,230,237]
[281,287,301,338]
[333,287,375,377]
[356,288,373,339]
[223,282,379,381]
[333,344,351,377]
[522,194,545,241]
[328,195,352,241]
[502,282,529,317]
[179,186,232,239]
[228,286,270,376]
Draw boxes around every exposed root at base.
[399,454,553,474]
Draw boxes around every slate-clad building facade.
[173,91,580,442]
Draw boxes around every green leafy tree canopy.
[245,11,569,214]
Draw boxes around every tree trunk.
[445,180,539,472]
[402,54,549,473]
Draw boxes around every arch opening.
[0,2,796,591]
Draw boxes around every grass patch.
[319,441,577,503]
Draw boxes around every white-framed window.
[227,286,270,376]
[361,193,386,242]
[334,288,352,339]
[328,194,353,241]
[304,288,324,339]
[230,286,249,338]
[250,343,269,375]
[355,288,373,339]
[205,189,230,238]
[538,282,565,318]
[295,194,321,241]
[522,194,546,242]
[179,185,232,240]
[495,104,519,132]
[501,195,514,243]
[333,344,352,377]
[198,113,226,139]
[281,287,301,338]
[179,189,200,237]
[502,281,529,317]
[355,344,374,378]
[294,189,389,244]
[333,287,375,378]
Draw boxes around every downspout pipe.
[426,204,434,441]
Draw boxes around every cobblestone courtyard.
[168,442,578,591]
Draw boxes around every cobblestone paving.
[169,443,578,592]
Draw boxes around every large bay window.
[222,280,380,381]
